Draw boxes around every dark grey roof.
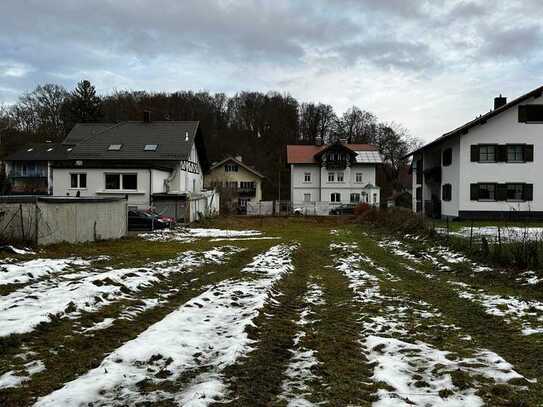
[62,123,116,145]
[5,143,73,161]
[405,85,543,158]
[66,121,200,161]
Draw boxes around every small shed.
[0,196,127,245]
[152,190,219,223]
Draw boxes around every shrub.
[353,203,371,217]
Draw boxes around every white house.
[287,141,382,210]
[52,115,209,211]
[408,86,543,219]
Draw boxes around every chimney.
[143,110,151,123]
[494,94,507,110]
[235,155,243,162]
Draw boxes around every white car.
[293,207,305,216]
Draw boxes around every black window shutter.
[496,184,507,201]
[525,145,534,162]
[518,105,528,123]
[523,184,534,201]
[497,145,507,162]
[470,184,479,200]
[470,145,479,162]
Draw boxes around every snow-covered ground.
[35,244,298,407]
[278,282,325,406]
[0,247,242,337]
[139,227,263,242]
[0,258,90,286]
[331,240,530,406]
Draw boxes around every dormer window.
[144,144,158,151]
[108,144,122,151]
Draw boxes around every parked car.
[329,204,355,215]
[143,208,176,225]
[128,209,171,230]
[293,207,305,216]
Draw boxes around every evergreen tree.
[63,80,103,131]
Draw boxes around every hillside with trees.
[0,81,420,199]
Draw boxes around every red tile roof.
[286,143,378,164]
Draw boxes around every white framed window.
[479,145,496,162]
[304,172,311,182]
[331,193,341,202]
[507,145,523,162]
[328,172,335,182]
[105,173,137,190]
[350,193,360,203]
[226,181,238,189]
[355,172,363,183]
[373,193,378,204]
[225,164,238,172]
[304,193,311,202]
[337,172,344,182]
[70,173,87,189]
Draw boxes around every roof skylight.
[144,144,158,151]
[108,144,122,151]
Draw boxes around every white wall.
[459,96,543,213]
[53,168,169,209]
[291,163,379,205]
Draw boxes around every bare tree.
[335,106,378,144]
[12,84,68,139]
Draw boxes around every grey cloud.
[479,25,543,60]
[335,39,438,72]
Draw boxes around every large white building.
[287,141,382,208]
[408,86,543,219]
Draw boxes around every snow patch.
[35,244,298,407]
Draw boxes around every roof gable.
[287,143,380,164]
[407,85,543,157]
[209,157,265,178]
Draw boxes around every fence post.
[469,220,474,252]
[19,204,25,242]
[446,217,450,247]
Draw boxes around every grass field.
[1,216,543,406]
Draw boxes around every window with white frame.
[355,172,363,183]
[479,145,496,162]
[225,163,238,172]
[70,173,87,189]
[304,172,311,182]
[331,193,340,202]
[337,172,344,182]
[105,173,137,190]
[304,193,311,202]
[328,172,335,182]
[350,193,360,203]
[507,145,524,162]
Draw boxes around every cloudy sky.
[0,0,542,142]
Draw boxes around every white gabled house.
[51,115,211,218]
[408,86,543,219]
[287,141,382,210]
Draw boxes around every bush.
[356,207,432,236]
[353,203,370,217]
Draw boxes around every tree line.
[0,81,420,199]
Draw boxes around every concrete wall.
[0,197,127,245]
